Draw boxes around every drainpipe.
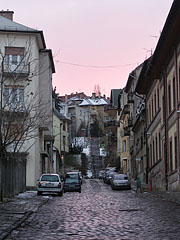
[174,48,180,186]
[163,70,168,191]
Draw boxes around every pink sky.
[1,0,174,96]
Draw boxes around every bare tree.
[93,84,101,97]
[0,38,52,154]
[0,37,53,200]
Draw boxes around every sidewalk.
[131,180,180,205]
[0,191,50,240]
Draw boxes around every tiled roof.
[0,16,38,32]
[79,98,108,106]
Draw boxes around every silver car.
[111,174,131,190]
[37,173,64,196]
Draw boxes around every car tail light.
[58,182,61,188]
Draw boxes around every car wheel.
[37,191,42,196]
[79,189,81,193]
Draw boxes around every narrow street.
[5,179,180,240]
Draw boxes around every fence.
[1,153,27,198]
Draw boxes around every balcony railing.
[3,63,30,77]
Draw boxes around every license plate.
[45,183,54,186]
[70,185,75,188]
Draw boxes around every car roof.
[66,171,79,174]
[114,173,128,177]
[41,173,59,176]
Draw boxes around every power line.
[56,60,136,68]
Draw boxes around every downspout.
[163,69,168,191]
[175,48,180,186]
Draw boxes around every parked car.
[64,176,81,193]
[65,171,82,182]
[98,170,105,179]
[86,170,93,179]
[111,174,131,190]
[104,171,115,184]
[37,173,64,196]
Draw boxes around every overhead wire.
[56,60,137,68]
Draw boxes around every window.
[157,88,160,109]
[152,99,154,119]
[63,136,66,147]
[150,144,152,168]
[175,136,178,169]
[173,77,176,110]
[123,140,126,152]
[63,121,66,131]
[154,93,157,114]
[141,136,143,149]
[153,140,155,165]
[149,104,151,123]
[5,47,25,70]
[168,84,171,114]
[156,136,158,162]
[4,87,24,109]
[140,156,144,172]
[170,140,173,171]
[159,132,161,159]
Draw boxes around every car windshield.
[41,175,59,182]
[66,173,79,179]
[114,175,128,180]
[65,178,79,184]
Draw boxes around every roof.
[0,15,46,49]
[135,0,180,94]
[79,98,108,106]
[0,15,37,32]
[59,92,88,102]
[135,58,152,94]
[110,89,121,107]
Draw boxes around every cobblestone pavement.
[4,179,180,240]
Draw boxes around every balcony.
[3,63,30,77]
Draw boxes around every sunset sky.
[1,0,174,96]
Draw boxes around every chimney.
[0,10,14,21]
[65,94,68,103]
[92,93,96,99]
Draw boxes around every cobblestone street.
[4,179,180,240]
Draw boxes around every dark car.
[111,174,131,190]
[37,173,64,196]
[65,171,82,184]
[104,171,115,184]
[64,177,81,193]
